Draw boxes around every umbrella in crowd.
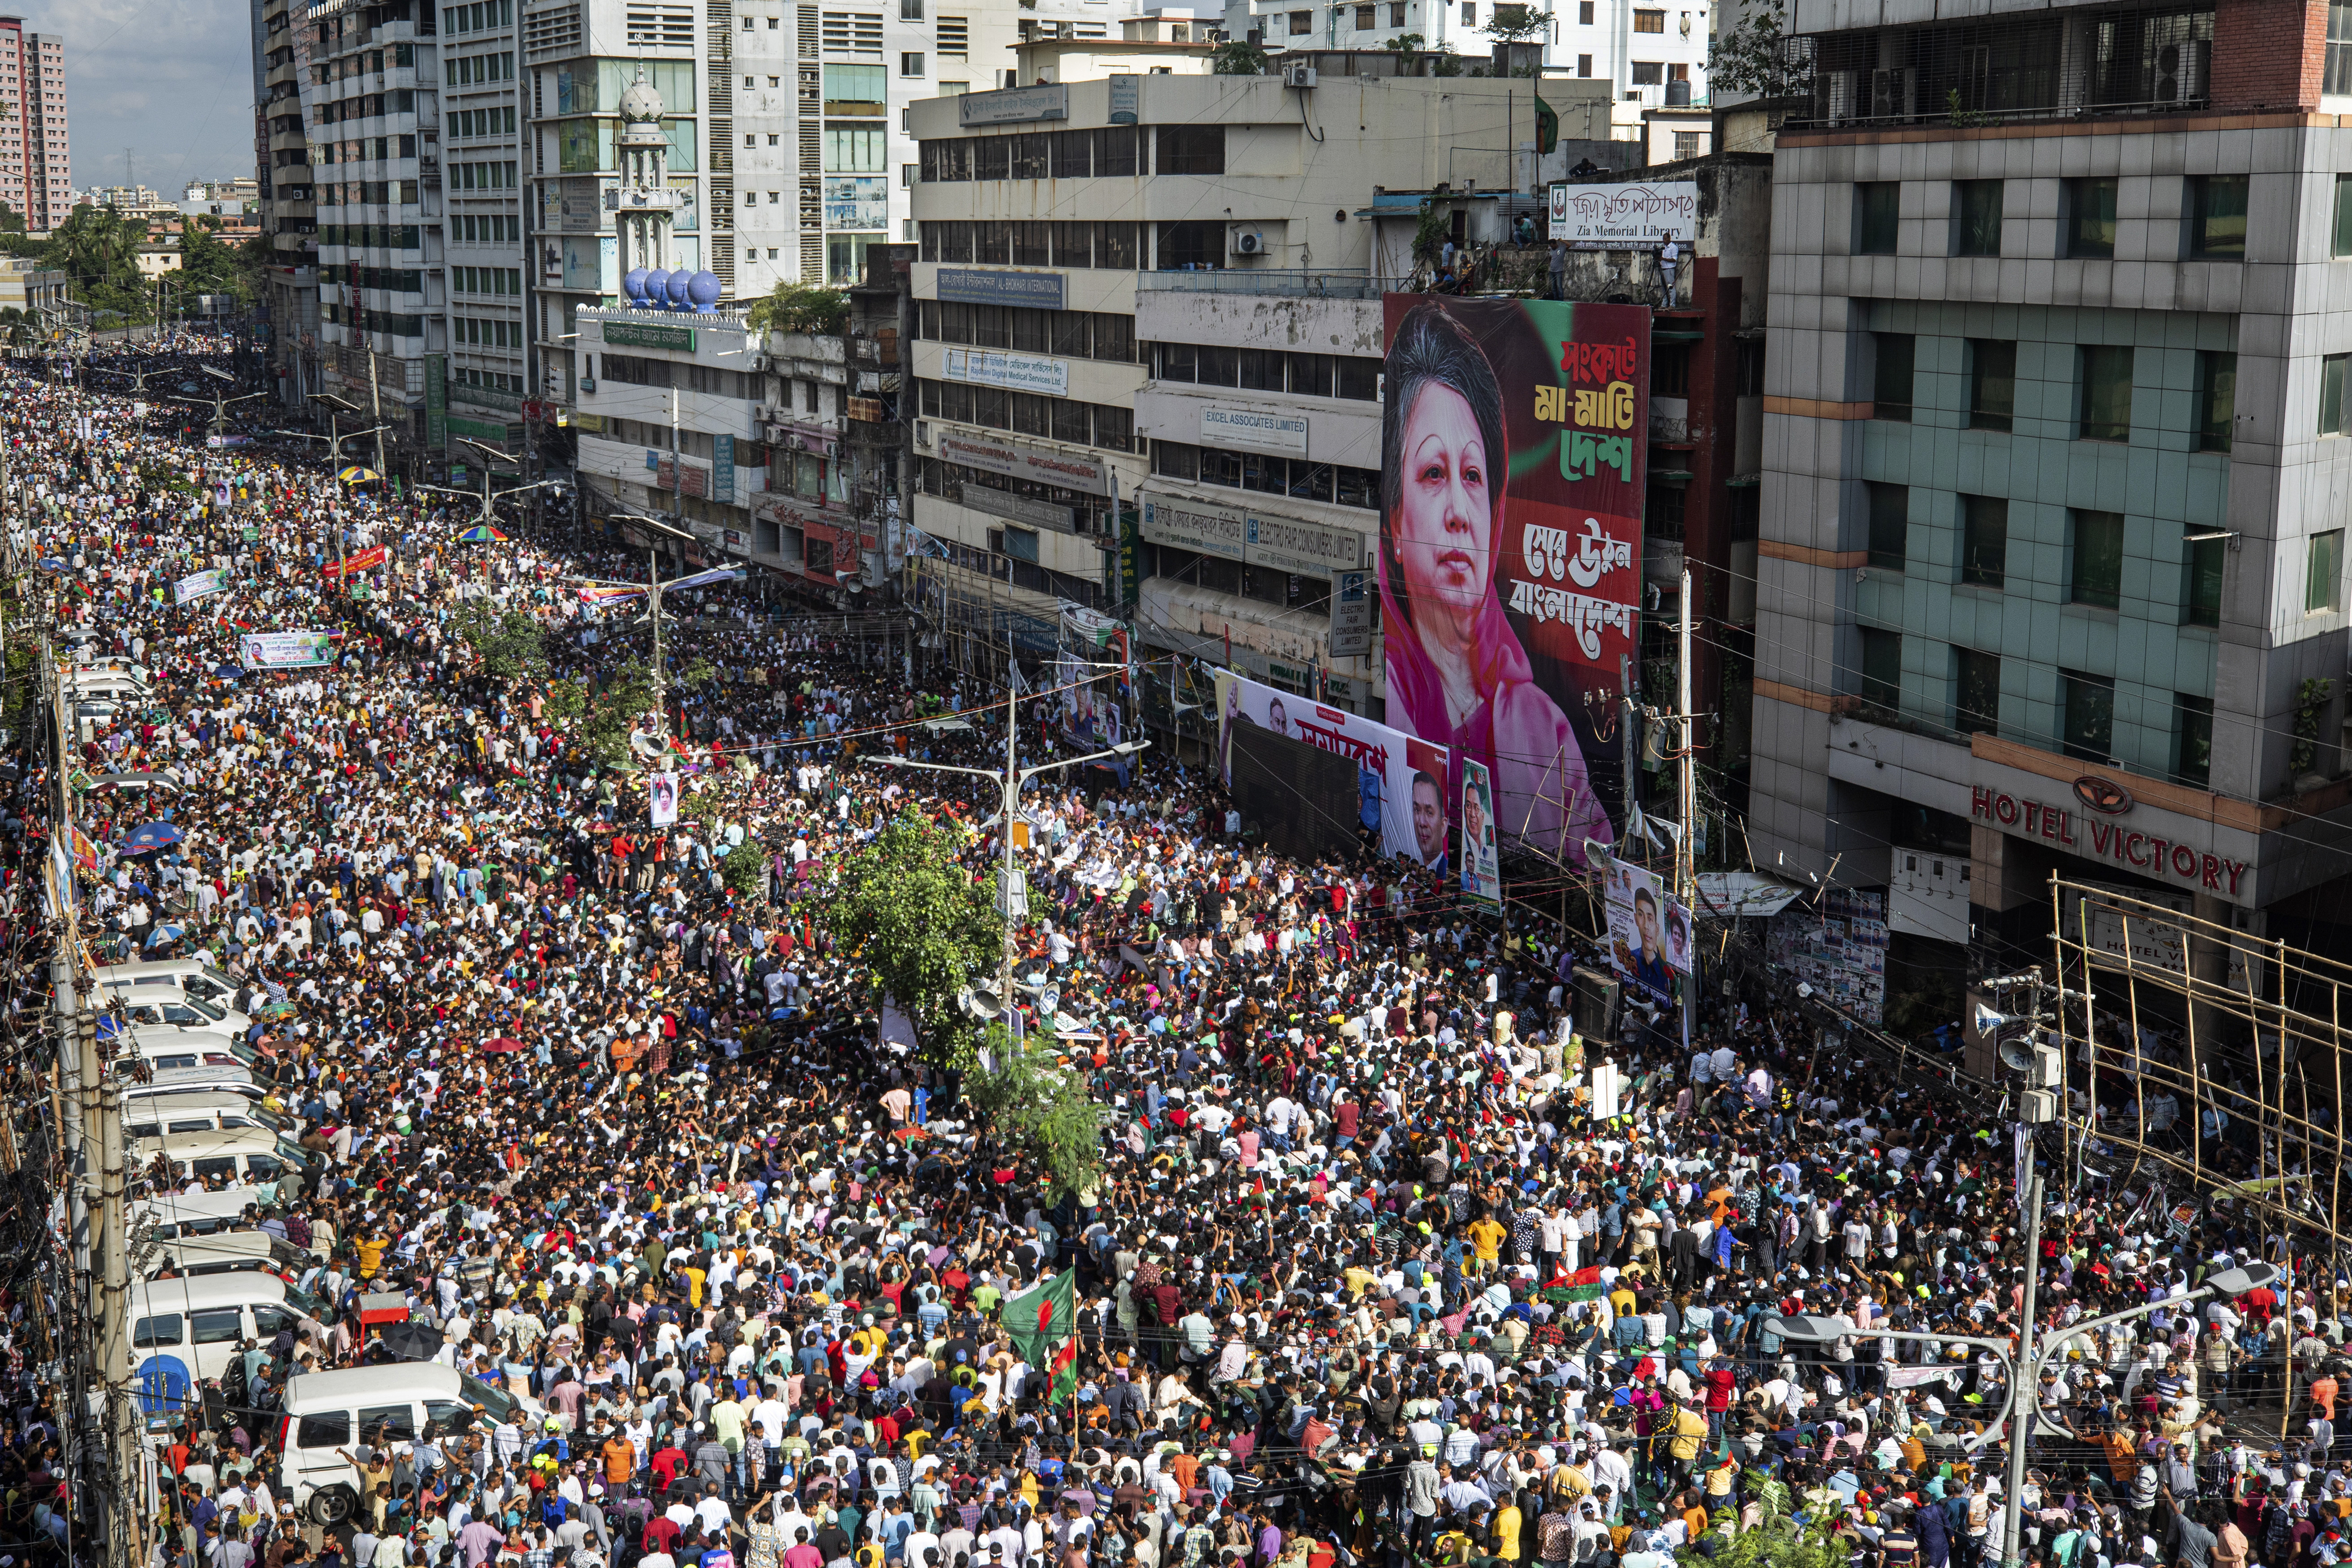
[116,821,183,855]
[213,664,243,680]
[337,465,382,484]
[457,524,509,543]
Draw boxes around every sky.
[16,0,260,198]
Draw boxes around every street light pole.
[603,510,697,751]
[872,728,1148,1049]
[2003,1166,2044,1564]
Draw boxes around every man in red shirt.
[1702,1353,1738,1440]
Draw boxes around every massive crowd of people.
[1,342,2348,1568]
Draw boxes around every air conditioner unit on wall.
[1282,61,1318,88]
[2153,39,2205,102]
[1869,66,1915,119]
[1232,230,1265,255]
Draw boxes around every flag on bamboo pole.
[1004,1267,1078,1400]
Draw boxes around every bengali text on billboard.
[239,631,335,668]
[1378,295,1647,871]
[1215,668,1449,872]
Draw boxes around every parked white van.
[131,1274,329,1417]
[142,1128,312,1187]
[122,1091,292,1142]
[145,1229,304,1281]
[133,1185,276,1242]
[93,959,243,1008]
[276,1363,534,1524]
[112,1033,266,1080]
[106,982,255,1037]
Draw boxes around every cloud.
[15,0,259,196]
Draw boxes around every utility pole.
[368,353,388,489]
[1677,567,1698,1049]
[1618,651,1638,843]
[2003,1165,2044,1567]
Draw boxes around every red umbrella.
[480,1036,525,1054]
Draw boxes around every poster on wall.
[1461,758,1503,910]
[1378,295,1646,871]
[1766,889,1889,1025]
[1602,855,1690,1008]
[1215,668,1448,871]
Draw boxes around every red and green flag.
[1004,1267,1078,1401]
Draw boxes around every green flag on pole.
[1004,1267,1078,1401]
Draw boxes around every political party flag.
[1004,1267,1078,1401]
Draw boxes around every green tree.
[1706,0,1801,96]
[1212,38,1269,73]
[1382,31,1425,48]
[719,838,769,902]
[451,603,550,682]
[178,219,252,303]
[0,202,24,234]
[964,1029,1106,1201]
[814,811,1005,1071]
[746,281,850,335]
[1481,5,1555,41]
[51,206,151,322]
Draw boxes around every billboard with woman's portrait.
[1378,295,1648,871]
[1215,669,1449,871]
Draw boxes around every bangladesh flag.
[1004,1267,1078,1402]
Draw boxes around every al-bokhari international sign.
[1549,181,1699,249]
[1377,294,1648,870]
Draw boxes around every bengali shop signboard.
[1377,295,1646,870]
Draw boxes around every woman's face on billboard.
[1394,381,1494,647]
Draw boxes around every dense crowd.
[2,342,2350,1568]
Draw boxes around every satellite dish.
[1999,1038,2037,1073]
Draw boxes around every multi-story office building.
[1750,0,2352,973]
[522,0,710,407]
[438,0,529,446]
[1218,0,1709,106]
[310,0,452,461]
[0,19,68,233]
[903,67,1518,701]
[256,0,319,404]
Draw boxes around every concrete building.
[0,19,68,232]
[255,0,319,407]
[437,0,529,450]
[903,68,1520,695]
[1220,0,1710,111]
[1749,0,2352,982]
[522,0,712,413]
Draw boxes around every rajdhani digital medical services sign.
[1378,295,1647,871]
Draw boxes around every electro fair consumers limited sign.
[1969,781,2247,896]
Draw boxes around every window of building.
[824,126,884,172]
[2308,528,2344,614]
[1853,181,1899,255]
[1872,331,1913,420]
[2182,526,2225,627]
[900,51,924,73]
[1630,61,1661,83]
[1579,0,1595,16]
[1577,54,1592,74]
[1865,482,1908,571]
[1953,179,2002,256]
[2069,509,2124,610]
[1859,628,1902,711]
[1674,131,1699,158]
[1967,338,2014,432]
[1633,8,1665,28]
[1354,4,1376,25]
[1461,4,1475,22]
[2079,346,2133,441]
[2064,176,2117,257]
[2330,0,2352,95]
[1955,648,2000,736]
[2335,175,2352,258]
[2187,174,2247,259]
[2061,671,2116,762]
[1389,2,1405,22]
[2196,349,2236,452]
[1290,9,1313,30]
[1960,494,2007,589]
[1155,126,1222,175]
[901,0,922,16]
[2174,694,2214,786]
[2324,352,2352,438]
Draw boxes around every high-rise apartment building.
[0,19,69,233]
[256,0,319,403]
[438,0,529,446]
[1749,0,2352,975]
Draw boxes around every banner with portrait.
[239,631,334,668]
[173,569,229,606]
[1460,758,1502,910]
[1379,295,1648,870]
[648,771,681,827]
[1214,668,1448,872]
[1603,855,1692,1009]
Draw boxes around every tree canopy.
[814,811,1004,1071]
